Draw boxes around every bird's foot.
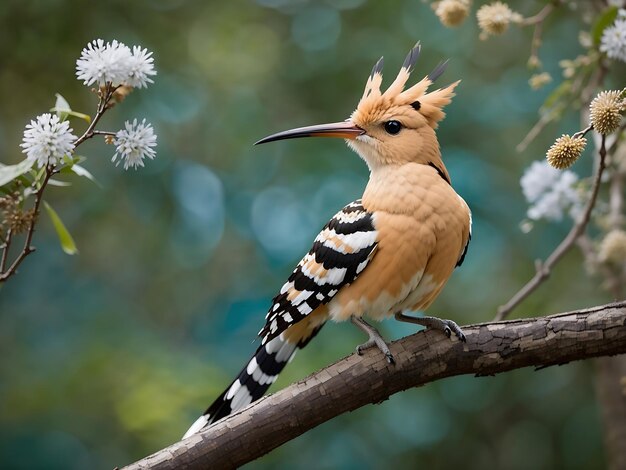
[394,313,466,343]
[351,316,395,364]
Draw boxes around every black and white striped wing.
[259,199,378,344]
[182,200,378,437]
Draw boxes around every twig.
[517,110,558,152]
[573,124,593,139]
[528,20,544,66]
[520,3,556,27]
[91,130,116,137]
[0,228,12,272]
[0,84,117,284]
[525,5,552,64]
[517,65,590,152]
[0,167,53,282]
[73,85,116,147]
[123,302,626,470]
[496,134,608,320]
[521,2,558,66]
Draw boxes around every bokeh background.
[0,0,619,468]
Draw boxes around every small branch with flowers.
[497,88,625,320]
[0,39,158,284]
[496,131,607,320]
[427,1,626,320]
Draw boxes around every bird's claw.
[355,339,375,355]
[352,317,395,364]
[384,351,395,364]
[443,319,466,342]
[394,313,467,343]
[355,339,395,364]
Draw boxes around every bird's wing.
[455,205,472,268]
[259,199,378,344]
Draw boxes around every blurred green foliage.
[0,0,614,468]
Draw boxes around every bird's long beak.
[255,121,364,145]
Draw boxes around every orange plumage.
[184,43,471,438]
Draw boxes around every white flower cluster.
[76,39,156,88]
[20,113,77,168]
[600,10,626,63]
[112,119,157,170]
[19,39,158,173]
[520,161,583,222]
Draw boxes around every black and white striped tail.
[182,329,321,438]
[183,199,376,438]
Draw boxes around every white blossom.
[76,39,156,88]
[112,119,157,170]
[124,46,156,89]
[76,39,133,86]
[600,14,626,63]
[20,113,77,168]
[520,161,583,222]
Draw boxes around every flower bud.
[546,134,586,170]
[434,0,470,27]
[589,90,625,135]
[477,2,522,38]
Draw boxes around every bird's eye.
[384,120,402,135]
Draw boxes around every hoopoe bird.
[183,43,471,438]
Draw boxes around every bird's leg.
[394,313,467,342]
[350,316,395,364]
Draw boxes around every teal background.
[0,1,619,468]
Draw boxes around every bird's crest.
[355,42,459,128]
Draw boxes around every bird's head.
[256,43,459,174]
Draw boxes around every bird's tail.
[183,323,324,438]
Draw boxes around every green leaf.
[53,93,71,120]
[43,201,78,255]
[59,155,87,171]
[62,154,74,167]
[72,155,87,165]
[592,6,618,46]
[49,109,92,123]
[65,110,91,123]
[0,159,34,187]
[34,166,46,187]
[47,179,72,187]
[50,94,91,124]
[71,164,99,186]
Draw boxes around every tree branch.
[0,166,53,282]
[0,228,13,272]
[123,301,626,470]
[496,133,607,320]
[0,84,117,284]
[73,85,116,147]
[521,2,557,67]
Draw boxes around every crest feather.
[382,42,421,99]
[360,56,384,102]
[427,60,449,82]
[418,80,460,128]
[356,44,457,128]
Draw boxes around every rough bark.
[124,302,626,470]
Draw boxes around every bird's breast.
[327,163,470,322]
